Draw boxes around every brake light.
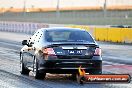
[43,48,56,55]
[94,48,101,56]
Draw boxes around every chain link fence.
[0,10,132,25]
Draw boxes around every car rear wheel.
[71,74,77,80]
[20,54,30,75]
[33,56,46,80]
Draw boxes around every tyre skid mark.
[0,69,53,88]
[103,61,132,75]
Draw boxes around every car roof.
[40,27,86,32]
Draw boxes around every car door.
[24,30,40,69]
[27,30,43,70]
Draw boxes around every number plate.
[68,50,82,55]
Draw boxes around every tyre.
[92,70,102,74]
[33,56,46,80]
[70,74,77,80]
[20,53,30,75]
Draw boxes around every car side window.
[34,31,43,43]
[29,30,40,44]
[34,32,42,42]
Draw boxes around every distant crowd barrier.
[0,21,132,43]
[95,27,132,43]
[68,25,132,43]
[0,21,49,34]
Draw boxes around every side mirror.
[22,40,28,45]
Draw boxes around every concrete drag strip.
[0,70,52,88]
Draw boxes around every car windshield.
[45,29,95,43]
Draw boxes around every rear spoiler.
[46,43,99,48]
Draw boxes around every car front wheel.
[20,53,30,75]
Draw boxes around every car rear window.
[45,29,95,43]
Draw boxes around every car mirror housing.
[22,40,28,45]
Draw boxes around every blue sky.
[0,0,132,8]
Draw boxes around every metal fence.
[0,10,132,25]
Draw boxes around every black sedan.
[20,27,102,79]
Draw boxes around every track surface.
[0,32,131,88]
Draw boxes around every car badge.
[73,46,78,49]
